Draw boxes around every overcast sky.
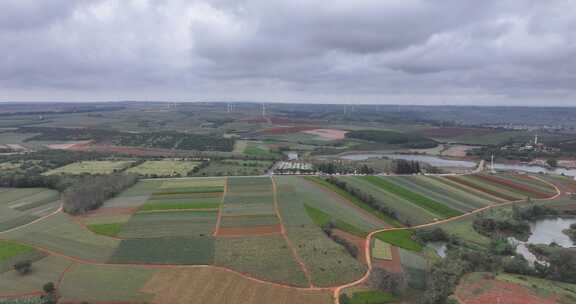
[1,0,576,106]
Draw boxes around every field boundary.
[213,176,228,236]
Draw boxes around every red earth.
[260,126,318,135]
[372,246,403,274]
[456,274,557,304]
[446,176,518,201]
[475,174,551,198]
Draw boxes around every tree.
[14,260,32,275]
[546,159,558,168]
[41,282,58,304]
[43,282,56,293]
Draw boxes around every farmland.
[0,188,60,232]
[0,172,568,303]
[43,160,134,175]
[126,159,200,177]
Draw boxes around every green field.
[360,176,462,218]
[374,230,422,252]
[0,188,60,232]
[126,160,200,177]
[43,160,134,175]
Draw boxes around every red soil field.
[372,245,403,273]
[456,275,556,304]
[446,176,518,201]
[474,174,551,198]
[419,127,495,138]
[260,126,317,135]
[216,224,282,237]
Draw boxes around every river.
[509,217,576,265]
[339,153,576,177]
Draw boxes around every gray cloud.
[1,0,576,105]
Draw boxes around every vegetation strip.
[304,204,367,238]
[304,176,401,227]
[361,176,462,218]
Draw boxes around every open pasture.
[43,160,134,175]
[126,159,200,176]
[0,188,59,232]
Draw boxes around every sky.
[1,0,576,106]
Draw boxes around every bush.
[14,260,32,275]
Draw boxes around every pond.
[509,217,576,265]
[428,241,447,258]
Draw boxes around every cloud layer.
[1,0,576,105]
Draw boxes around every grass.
[374,230,422,252]
[361,176,462,218]
[345,290,397,304]
[0,240,34,262]
[87,223,123,237]
[126,160,200,176]
[305,177,402,227]
[43,161,134,175]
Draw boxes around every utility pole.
[491,153,496,174]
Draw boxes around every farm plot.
[443,175,523,201]
[3,212,120,262]
[0,240,46,273]
[389,176,489,211]
[43,160,134,175]
[341,177,436,225]
[0,188,60,232]
[274,177,371,287]
[214,235,308,287]
[126,160,200,177]
[140,267,333,304]
[470,174,555,199]
[119,211,218,238]
[59,263,157,303]
[0,255,73,296]
[360,176,462,219]
[109,236,215,265]
[217,177,280,236]
[497,173,557,197]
